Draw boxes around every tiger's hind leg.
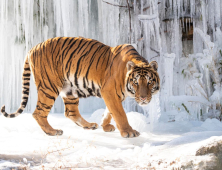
[33,89,63,136]
[63,97,98,130]
[100,107,115,132]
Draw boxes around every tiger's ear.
[126,61,135,71]
[149,61,158,71]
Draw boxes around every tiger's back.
[29,37,113,99]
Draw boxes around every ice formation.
[0,0,222,123]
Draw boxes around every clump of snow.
[200,118,222,131]
[126,112,149,132]
[89,110,149,132]
[89,108,105,125]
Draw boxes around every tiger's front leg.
[100,107,115,132]
[101,91,140,138]
[62,97,98,130]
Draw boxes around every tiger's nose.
[140,97,147,101]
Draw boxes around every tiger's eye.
[133,79,138,85]
[148,80,153,85]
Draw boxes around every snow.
[1,110,222,169]
[0,0,222,120]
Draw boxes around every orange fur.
[1,37,160,138]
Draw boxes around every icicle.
[189,18,191,31]
[163,53,175,112]
[177,0,181,19]
[201,0,207,34]
[169,0,172,15]
[190,0,194,18]
[141,0,143,15]
[134,0,136,11]
[215,0,221,28]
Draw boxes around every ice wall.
[158,0,222,121]
[0,0,222,121]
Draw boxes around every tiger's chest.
[60,78,101,98]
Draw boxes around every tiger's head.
[126,60,160,106]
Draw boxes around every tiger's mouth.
[135,96,150,106]
[135,98,150,106]
[138,101,149,106]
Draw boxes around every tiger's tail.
[1,55,31,118]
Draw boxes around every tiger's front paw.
[45,129,63,136]
[83,123,98,130]
[120,129,140,138]
[103,124,115,132]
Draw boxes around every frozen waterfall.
[0,0,222,123]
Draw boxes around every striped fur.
[1,37,160,138]
[1,58,30,118]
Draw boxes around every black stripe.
[65,101,79,105]
[61,45,70,58]
[23,91,29,95]
[10,114,15,118]
[130,53,140,56]
[42,63,59,95]
[39,89,55,101]
[68,98,77,100]
[83,77,86,88]
[92,81,95,93]
[85,44,104,79]
[76,90,86,98]
[87,88,93,95]
[77,40,89,54]
[80,40,94,55]
[120,86,125,99]
[61,38,70,49]
[132,56,148,63]
[125,48,137,55]
[21,101,27,106]
[96,47,108,69]
[61,38,75,63]
[23,83,30,86]
[115,81,121,99]
[24,68,30,71]
[96,89,101,98]
[101,48,110,66]
[65,39,84,70]
[63,39,79,70]
[105,50,111,71]
[38,101,52,110]
[55,48,61,66]
[36,105,43,111]
[17,109,23,113]
[126,78,131,92]
[23,73,31,77]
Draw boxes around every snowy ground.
[0,109,222,169]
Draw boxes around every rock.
[196,140,222,156]
[194,140,222,170]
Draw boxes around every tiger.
[1,37,160,138]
